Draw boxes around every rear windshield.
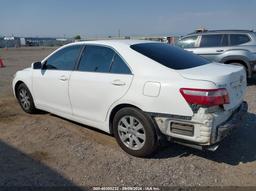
[130,43,210,70]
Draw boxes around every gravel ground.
[0,47,256,188]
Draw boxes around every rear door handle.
[216,49,224,52]
[59,75,68,81]
[112,79,126,86]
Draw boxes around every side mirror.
[32,62,42,69]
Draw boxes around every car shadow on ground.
[51,111,256,166]
[153,112,256,166]
[0,140,83,190]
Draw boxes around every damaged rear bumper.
[210,101,248,144]
[152,101,248,151]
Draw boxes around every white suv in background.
[13,40,248,157]
[176,30,256,78]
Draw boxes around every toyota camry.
[12,40,248,157]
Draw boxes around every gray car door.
[176,35,199,53]
[192,34,229,62]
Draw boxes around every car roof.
[187,30,254,35]
[67,40,154,47]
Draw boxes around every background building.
[0,37,72,48]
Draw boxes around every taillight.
[180,88,230,106]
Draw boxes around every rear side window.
[199,34,222,47]
[222,34,229,46]
[78,45,114,72]
[176,36,198,48]
[131,43,210,70]
[110,54,131,74]
[230,34,250,45]
[45,45,82,70]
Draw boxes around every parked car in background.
[13,40,247,157]
[176,30,256,78]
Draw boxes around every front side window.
[230,34,250,46]
[45,45,82,70]
[176,36,198,48]
[199,34,222,47]
[131,43,209,70]
[78,45,114,72]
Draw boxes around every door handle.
[59,75,68,81]
[216,49,224,52]
[112,79,126,86]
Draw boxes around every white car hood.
[22,67,31,71]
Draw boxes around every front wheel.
[113,107,158,157]
[16,83,37,114]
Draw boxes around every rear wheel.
[113,107,158,157]
[16,83,37,114]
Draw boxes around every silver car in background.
[176,30,256,78]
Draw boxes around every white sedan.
[13,40,248,157]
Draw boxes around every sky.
[0,0,256,38]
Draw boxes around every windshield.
[130,43,210,70]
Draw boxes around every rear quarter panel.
[111,70,217,118]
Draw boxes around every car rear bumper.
[152,101,248,150]
[210,101,248,144]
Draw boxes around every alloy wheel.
[19,88,31,111]
[117,115,146,150]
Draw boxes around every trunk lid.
[178,62,247,110]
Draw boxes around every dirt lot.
[0,47,256,188]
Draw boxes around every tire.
[113,107,158,157]
[16,83,37,114]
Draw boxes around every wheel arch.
[109,102,166,149]
[108,103,142,134]
[14,80,25,98]
[14,80,34,98]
